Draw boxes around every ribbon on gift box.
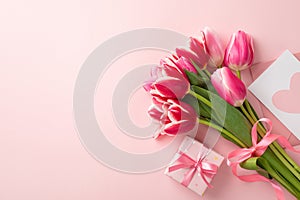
[168,151,218,188]
[227,118,300,200]
[167,127,222,188]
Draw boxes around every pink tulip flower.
[148,99,197,137]
[224,30,254,71]
[144,56,194,99]
[201,27,225,68]
[150,76,190,99]
[176,38,209,68]
[161,56,197,78]
[211,67,247,107]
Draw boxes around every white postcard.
[249,50,300,139]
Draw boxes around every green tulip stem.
[198,118,247,148]
[264,130,300,181]
[240,100,300,181]
[204,70,211,77]
[240,104,255,124]
[236,70,241,79]
[188,90,212,108]
[258,157,299,198]
[244,100,300,175]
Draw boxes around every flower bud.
[211,67,246,107]
[201,27,225,67]
[224,30,254,71]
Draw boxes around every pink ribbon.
[168,151,218,188]
[227,118,300,200]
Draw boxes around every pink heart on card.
[272,72,300,113]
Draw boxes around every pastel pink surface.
[1,1,300,200]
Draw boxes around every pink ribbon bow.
[227,118,300,200]
[168,151,218,188]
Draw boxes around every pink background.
[1,0,300,200]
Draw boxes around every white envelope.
[249,50,300,139]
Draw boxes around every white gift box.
[165,136,224,196]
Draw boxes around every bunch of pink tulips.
[144,27,300,199]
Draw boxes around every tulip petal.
[224,30,254,71]
[189,37,209,65]
[201,27,224,67]
[163,121,181,135]
[176,48,205,68]
[151,96,168,107]
[151,77,190,99]
[148,104,163,121]
[221,68,247,102]
[164,119,196,135]
[176,57,197,73]
[143,80,154,92]
[211,67,246,107]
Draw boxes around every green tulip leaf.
[191,85,252,147]
[184,70,206,87]
[240,157,271,179]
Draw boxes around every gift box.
[165,136,224,196]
